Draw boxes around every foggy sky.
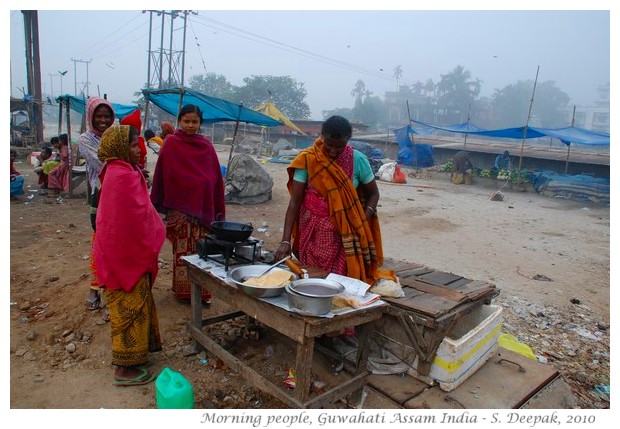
[8,6,613,120]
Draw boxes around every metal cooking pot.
[228,264,297,298]
[210,221,253,242]
[285,279,345,316]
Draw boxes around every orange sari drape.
[287,137,395,284]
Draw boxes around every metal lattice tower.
[143,10,196,89]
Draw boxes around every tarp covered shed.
[142,87,282,127]
[409,120,610,146]
[253,100,307,135]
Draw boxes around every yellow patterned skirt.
[105,274,162,367]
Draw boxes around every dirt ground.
[8,145,610,413]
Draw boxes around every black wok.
[210,221,253,242]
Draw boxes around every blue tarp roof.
[142,87,282,127]
[403,120,609,146]
[529,126,611,146]
[55,94,137,121]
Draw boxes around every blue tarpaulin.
[143,87,282,127]
[56,94,137,121]
[529,126,611,146]
[393,125,434,167]
[530,170,609,205]
[408,120,609,146]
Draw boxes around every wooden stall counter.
[183,255,386,409]
[380,258,500,377]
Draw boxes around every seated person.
[452,150,473,174]
[450,151,474,185]
[494,150,512,171]
[144,129,163,153]
[49,136,61,161]
[34,145,54,189]
[47,133,70,195]
[10,149,25,199]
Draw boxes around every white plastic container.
[408,304,503,391]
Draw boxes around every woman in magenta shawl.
[94,124,165,386]
[150,104,226,303]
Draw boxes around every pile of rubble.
[495,294,610,408]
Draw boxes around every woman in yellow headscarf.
[94,124,166,386]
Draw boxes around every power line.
[188,19,210,77]
[72,11,147,59]
[190,14,406,85]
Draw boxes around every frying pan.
[210,221,253,242]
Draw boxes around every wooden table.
[184,257,386,408]
[379,259,499,376]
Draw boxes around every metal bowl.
[227,264,297,298]
[285,279,345,316]
[288,278,344,298]
[285,283,334,316]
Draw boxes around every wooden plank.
[395,267,433,280]
[456,280,497,296]
[295,336,315,403]
[187,324,305,408]
[403,349,559,409]
[399,285,425,300]
[443,277,472,289]
[383,259,424,272]
[367,374,428,405]
[416,270,463,286]
[392,293,460,318]
[403,279,468,302]
[405,267,435,276]
[304,373,369,409]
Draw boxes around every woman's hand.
[273,241,292,261]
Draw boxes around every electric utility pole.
[22,10,43,144]
[71,58,92,97]
[142,10,195,128]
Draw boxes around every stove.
[196,234,261,271]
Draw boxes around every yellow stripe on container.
[432,323,502,373]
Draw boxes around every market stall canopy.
[253,100,307,135]
[407,120,610,145]
[142,87,282,127]
[528,126,610,146]
[55,94,137,121]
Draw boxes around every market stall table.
[183,255,386,408]
[377,258,500,377]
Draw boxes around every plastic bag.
[377,162,396,182]
[393,165,407,183]
[369,278,405,298]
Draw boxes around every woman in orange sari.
[274,115,395,286]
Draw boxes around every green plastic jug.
[155,367,194,409]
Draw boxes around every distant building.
[568,83,609,133]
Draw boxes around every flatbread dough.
[243,270,292,288]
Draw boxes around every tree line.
[148,65,589,133]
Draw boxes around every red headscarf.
[120,109,147,167]
[150,129,226,227]
[160,121,175,142]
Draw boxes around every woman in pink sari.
[47,133,70,195]
[94,124,165,386]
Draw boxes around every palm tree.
[437,66,482,122]
[351,79,366,101]
[393,65,403,91]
